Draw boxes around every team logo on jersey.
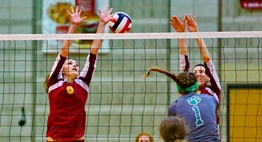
[66,86,74,94]
[187,96,204,126]
[187,96,201,105]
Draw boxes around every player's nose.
[194,72,200,77]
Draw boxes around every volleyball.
[109,12,132,33]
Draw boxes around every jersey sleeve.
[79,52,97,86]
[48,54,67,87]
[204,60,221,102]
[180,54,190,72]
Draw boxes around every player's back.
[168,93,220,142]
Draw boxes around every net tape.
[1,31,262,40]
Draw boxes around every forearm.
[90,22,106,55]
[60,24,78,57]
[195,38,210,62]
[179,38,188,55]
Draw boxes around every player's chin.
[70,72,79,78]
[198,81,206,88]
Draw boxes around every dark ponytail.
[144,67,197,90]
[144,67,178,82]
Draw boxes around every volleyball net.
[0,32,261,142]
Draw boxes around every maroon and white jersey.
[46,53,97,141]
[179,54,221,103]
[180,54,221,124]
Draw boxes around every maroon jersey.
[46,53,97,141]
[180,54,221,124]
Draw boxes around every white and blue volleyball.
[109,12,132,33]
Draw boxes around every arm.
[47,6,86,88]
[90,6,113,55]
[204,61,221,101]
[59,25,77,57]
[170,15,187,55]
[170,15,190,71]
[185,14,210,63]
[60,6,87,57]
[196,38,211,63]
[78,6,113,86]
[185,15,221,100]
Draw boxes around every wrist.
[99,21,107,26]
[190,30,198,33]
[70,24,79,28]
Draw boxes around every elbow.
[90,48,99,55]
[60,49,69,57]
[203,56,211,63]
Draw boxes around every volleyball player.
[144,68,220,142]
[43,6,113,142]
[135,132,154,142]
[169,14,221,124]
[159,116,188,142]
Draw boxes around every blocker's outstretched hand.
[66,6,87,26]
[185,14,198,32]
[98,5,114,24]
[170,15,186,33]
